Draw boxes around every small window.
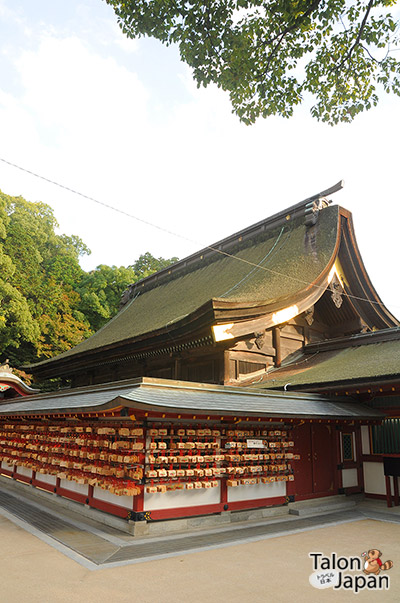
[342,433,354,461]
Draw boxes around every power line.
[0,156,399,312]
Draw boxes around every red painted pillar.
[133,488,144,512]
[355,427,364,493]
[335,428,343,491]
[220,477,228,507]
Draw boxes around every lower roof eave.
[0,394,383,422]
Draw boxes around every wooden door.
[294,423,336,499]
[312,423,335,495]
[294,423,313,497]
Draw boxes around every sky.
[0,0,399,319]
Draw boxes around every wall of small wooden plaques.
[144,424,299,494]
[0,419,144,497]
[0,417,300,509]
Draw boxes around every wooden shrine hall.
[0,183,399,523]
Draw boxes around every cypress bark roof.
[252,328,400,391]
[28,203,340,372]
[0,377,383,420]
[27,194,398,377]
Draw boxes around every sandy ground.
[0,515,399,603]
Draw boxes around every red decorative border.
[143,496,287,521]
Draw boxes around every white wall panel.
[227,480,286,502]
[363,461,386,495]
[93,486,134,509]
[144,484,221,511]
[59,479,88,496]
[35,473,56,485]
[1,461,14,471]
[15,466,32,478]
[342,468,358,488]
[361,426,371,455]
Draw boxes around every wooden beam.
[273,327,282,368]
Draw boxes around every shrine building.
[0,183,399,526]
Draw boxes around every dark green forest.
[0,190,177,376]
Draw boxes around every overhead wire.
[0,156,399,311]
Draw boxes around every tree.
[0,190,179,369]
[0,193,39,353]
[78,264,137,332]
[131,252,179,280]
[78,254,178,332]
[104,0,400,124]
[0,192,91,364]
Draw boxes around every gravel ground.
[0,514,399,602]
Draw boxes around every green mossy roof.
[33,205,340,366]
[260,339,400,389]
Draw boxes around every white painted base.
[59,479,88,496]
[1,461,14,471]
[93,486,134,509]
[144,484,221,511]
[227,481,286,502]
[35,473,56,486]
[15,466,32,478]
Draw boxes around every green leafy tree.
[78,254,178,331]
[0,193,39,353]
[0,192,91,364]
[131,252,179,280]
[78,264,137,332]
[0,190,179,368]
[105,0,400,124]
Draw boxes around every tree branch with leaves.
[104,0,400,124]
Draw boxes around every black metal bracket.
[126,511,148,522]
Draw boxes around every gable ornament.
[304,306,314,326]
[329,274,344,308]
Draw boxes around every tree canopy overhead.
[105,0,400,124]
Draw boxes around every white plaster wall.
[342,468,358,488]
[59,479,88,496]
[361,426,370,455]
[93,486,134,509]
[227,480,286,502]
[15,466,32,478]
[1,461,14,471]
[144,483,221,511]
[363,461,386,495]
[35,473,56,485]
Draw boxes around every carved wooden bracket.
[304,306,314,326]
[329,274,344,308]
[254,331,266,350]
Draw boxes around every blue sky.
[0,0,399,318]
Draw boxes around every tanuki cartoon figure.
[361,549,393,575]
